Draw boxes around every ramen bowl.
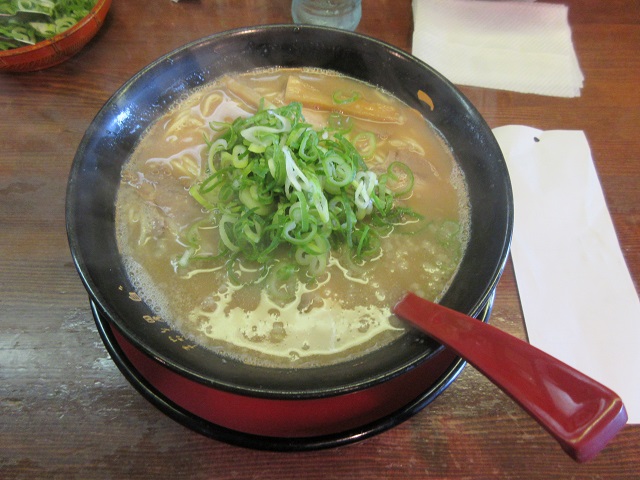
[66,25,513,449]
[0,0,111,72]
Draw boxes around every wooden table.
[2,1,638,478]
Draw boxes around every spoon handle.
[393,292,627,462]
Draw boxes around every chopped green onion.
[181,101,417,287]
[332,90,361,105]
[0,0,99,51]
[380,161,415,197]
[327,112,353,134]
[353,132,376,159]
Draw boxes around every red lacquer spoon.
[393,292,628,462]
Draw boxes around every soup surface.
[116,68,469,368]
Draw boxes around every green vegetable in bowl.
[181,101,420,285]
[0,0,98,50]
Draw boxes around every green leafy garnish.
[180,102,419,286]
[0,0,98,51]
[332,90,361,105]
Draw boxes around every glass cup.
[291,0,362,31]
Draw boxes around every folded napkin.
[493,126,640,423]
[412,0,584,97]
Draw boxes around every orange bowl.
[0,0,111,72]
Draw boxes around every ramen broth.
[116,68,469,368]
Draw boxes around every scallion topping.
[0,0,98,51]
[181,102,420,286]
[332,90,361,105]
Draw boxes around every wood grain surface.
[1,1,638,478]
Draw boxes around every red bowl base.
[90,297,492,450]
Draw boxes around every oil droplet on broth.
[186,286,404,367]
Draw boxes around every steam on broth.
[116,68,469,368]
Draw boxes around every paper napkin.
[493,126,640,423]
[412,0,584,97]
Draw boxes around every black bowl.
[66,25,512,404]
